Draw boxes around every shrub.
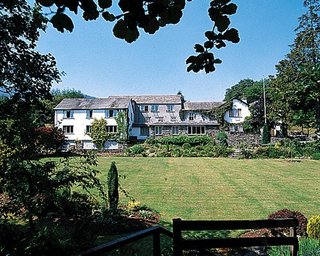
[128,144,144,154]
[268,209,308,237]
[148,135,213,146]
[215,131,228,146]
[268,238,320,256]
[182,143,191,150]
[261,123,270,144]
[107,162,119,210]
[307,215,320,239]
[311,152,320,160]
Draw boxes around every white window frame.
[140,127,149,136]
[172,126,179,135]
[86,110,93,119]
[187,126,205,135]
[151,105,159,112]
[139,105,148,112]
[229,109,242,118]
[106,126,117,133]
[166,105,174,112]
[63,125,74,134]
[63,110,74,119]
[189,112,196,121]
[155,126,162,135]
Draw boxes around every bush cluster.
[145,135,213,146]
[252,139,320,159]
[307,215,320,239]
[268,208,308,236]
[126,143,233,157]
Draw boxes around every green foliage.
[261,124,270,144]
[91,118,109,149]
[34,126,65,154]
[268,238,320,256]
[127,144,145,155]
[115,111,128,142]
[146,135,213,146]
[307,215,320,239]
[215,131,228,146]
[269,0,320,132]
[107,162,119,210]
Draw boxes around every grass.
[95,157,320,223]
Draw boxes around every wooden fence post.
[153,230,160,256]
[173,218,182,256]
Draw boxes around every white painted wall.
[224,99,251,124]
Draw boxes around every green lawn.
[96,157,320,223]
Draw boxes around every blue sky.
[36,0,305,101]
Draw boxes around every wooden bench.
[173,218,299,256]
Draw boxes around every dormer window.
[151,105,159,112]
[166,105,174,112]
[139,105,148,112]
[189,113,196,121]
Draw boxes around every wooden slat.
[173,218,298,231]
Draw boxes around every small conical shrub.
[261,123,270,144]
[107,161,119,210]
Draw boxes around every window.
[86,125,92,134]
[106,126,117,133]
[172,126,179,135]
[106,109,118,118]
[189,113,196,121]
[155,126,162,135]
[140,127,149,136]
[158,117,164,122]
[229,109,242,118]
[151,105,159,112]
[188,126,205,135]
[139,105,148,112]
[86,110,93,119]
[63,110,74,119]
[63,125,74,134]
[166,105,174,112]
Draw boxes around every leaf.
[223,28,240,43]
[98,0,112,9]
[113,19,128,39]
[102,11,115,22]
[125,27,139,43]
[36,0,54,7]
[221,3,237,15]
[50,13,74,32]
[204,41,214,49]
[205,31,216,40]
[194,44,205,53]
[143,16,160,34]
[214,58,222,64]
[215,15,230,32]
[186,56,198,64]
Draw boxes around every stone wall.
[211,131,260,147]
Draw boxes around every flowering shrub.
[268,209,308,236]
[307,215,320,239]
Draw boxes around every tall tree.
[270,0,320,132]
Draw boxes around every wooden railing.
[77,226,173,256]
[173,218,299,256]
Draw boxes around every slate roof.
[184,101,223,110]
[54,98,131,110]
[109,95,182,104]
